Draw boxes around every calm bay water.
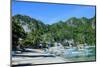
[63,46,96,62]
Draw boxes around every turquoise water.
[63,46,96,62]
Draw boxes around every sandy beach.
[12,48,70,66]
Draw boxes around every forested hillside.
[12,14,96,50]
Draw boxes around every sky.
[12,0,96,24]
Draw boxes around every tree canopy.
[12,14,96,50]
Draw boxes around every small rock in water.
[48,42,65,56]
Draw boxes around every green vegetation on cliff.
[12,14,96,49]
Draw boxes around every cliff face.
[12,14,96,49]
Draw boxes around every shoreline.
[12,48,70,66]
[12,46,96,66]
